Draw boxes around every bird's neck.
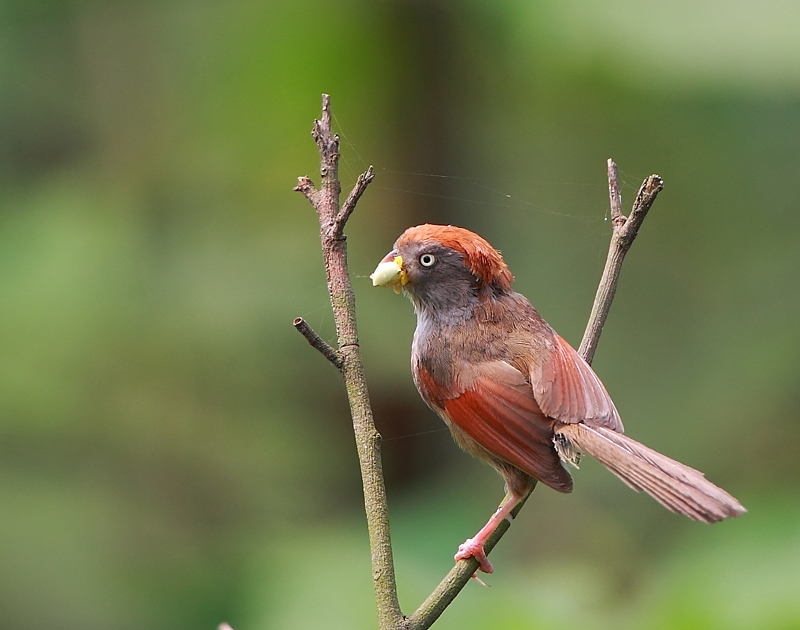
[411,293,476,330]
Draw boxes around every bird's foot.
[455,538,493,574]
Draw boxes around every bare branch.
[337,165,375,236]
[313,95,338,161]
[607,159,623,225]
[625,174,664,242]
[293,176,318,207]
[293,317,343,369]
[578,160,664,365]
[294,95,400,629]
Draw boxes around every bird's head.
[371,224,514,312]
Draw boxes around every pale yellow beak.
[370,253,408,294]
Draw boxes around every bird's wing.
[531,334,623,432]
[417,359,573,492]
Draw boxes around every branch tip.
[607,159,623,223]
[312,94,339,161]
[623,174,663,241]
[337,165,376,233]
[294,176,318,207]
[293,317,343,369]
[633,174,664,212]
[321,93,332,129]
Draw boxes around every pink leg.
[455,493,522,574]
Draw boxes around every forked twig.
[293,95,401,628]
[578,160,663,364]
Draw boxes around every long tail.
[554,423,746,523]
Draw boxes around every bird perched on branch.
[371,224,745,574]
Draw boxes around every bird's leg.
[455,492,522,574]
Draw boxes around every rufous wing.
[418,360,573,492]
[532,334,623,432]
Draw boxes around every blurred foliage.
[1,0,798,628]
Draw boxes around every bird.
[370,224,745,574]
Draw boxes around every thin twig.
[607,159,623,225]
[627,174,664,240]
[293,317,343,369]
[293,175,318,206]
[294,95,401,629]
[338,165,375,236]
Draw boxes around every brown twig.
[578,159,664,365]
[294,95,402,629]
[295,100,662,629]
[293,317,343,369]
[338,165,375,236]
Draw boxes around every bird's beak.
[370,251,408,294]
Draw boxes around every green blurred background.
[1,1,799,628]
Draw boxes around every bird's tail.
[554,423,746,523]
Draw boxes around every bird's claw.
[470,573,490,587]
[455,537,493,574]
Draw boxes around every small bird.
[371,224,745,574]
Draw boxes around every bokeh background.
[2,1,799,628]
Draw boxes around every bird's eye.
[419,253,436,267]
